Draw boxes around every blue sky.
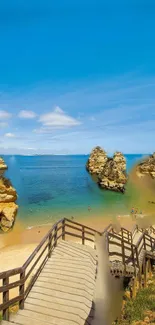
[0,0,155,154]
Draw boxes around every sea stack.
[86,147,128,193]
[136,152,155,179]
[0,157,18,232]
[86,146,108,174]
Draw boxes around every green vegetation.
[115,275,155,325]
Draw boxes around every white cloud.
[39,106,81,128]
[0,110,12,120]
[4,133,16,138]
[0,122,8,128]
[18,110,37,119]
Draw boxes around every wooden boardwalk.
[2,241,97,325]
[0,218,155,325]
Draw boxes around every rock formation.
[86,146,108,174]
[0,157,18,232]
[136,152,155,179]
[86,147,127,193]
[0,157,7,176]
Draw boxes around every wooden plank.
[0,267,22,280]
[33,280,93,300]
[25,242,49,280]
[26,296,87,319]
[28,292,90,314]
[17,308,81,325]
[58,242,96,259]
[0,278,24,293]
[2,276,9,321]
[22,219,64,269]
[0,294,24,312]
[38,273,95,290]
[31,286,92,308]
[49,254,96,264]
[108,240,132,251]
[48,254,96,266]
[24,302,83,325]
[25,254,48,299]
[64,218,101,234]
[44,262,95,276]
[1,321,20,325]
[35,276,94,295]
[49,255,96,265]
[41,268,95,284]
[10,314,53,325]
[46,261,96,273]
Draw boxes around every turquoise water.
[2,154,146,227]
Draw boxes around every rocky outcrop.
[136,153,155,179]
[0,157,18,232]
[86,147,127,193]
[0,202,18,231]
[86,146,108,174]
[0,157,7,176]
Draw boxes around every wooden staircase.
[0,218,155,325]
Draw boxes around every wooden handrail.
[65,218,102,234]
[22,218,64,270]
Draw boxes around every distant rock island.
[0,157,18,232]
[136,152,155,179]
[86,146,127,193]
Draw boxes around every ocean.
[3,154,146,228]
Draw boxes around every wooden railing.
[105,229,155,274]
[0,218,101,321]
[0,218,154,321]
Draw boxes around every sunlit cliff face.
[92,233,123,325]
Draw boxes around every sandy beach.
[0,213,138,272]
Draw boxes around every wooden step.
[28,291,90,314]
[26,296,87,319]
[34,279,93,300]
[31,286,92,308]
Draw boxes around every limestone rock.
[98,153,127,193]
[0,157,8,176]
[86,147,127,193]
[86,146,108,175]
[0,177,17,202]
[0,157,18,232]
[136,153,155,179]
[0,202,18,231]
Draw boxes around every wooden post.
[143,258,147,288]
[105,233,109,253]
[54,225,58,248]
[122,238,125,265]
[82,226,85,245]
[135,247,139,269]
[19,269,25,309]
[132,276,137,298]
[62,219,65,240]
[2,276,9,321]
[148,259,152,278]
[131,244,136,274]
[139,266,142,289]
[143,235,146,250]
[48,233,52,258]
